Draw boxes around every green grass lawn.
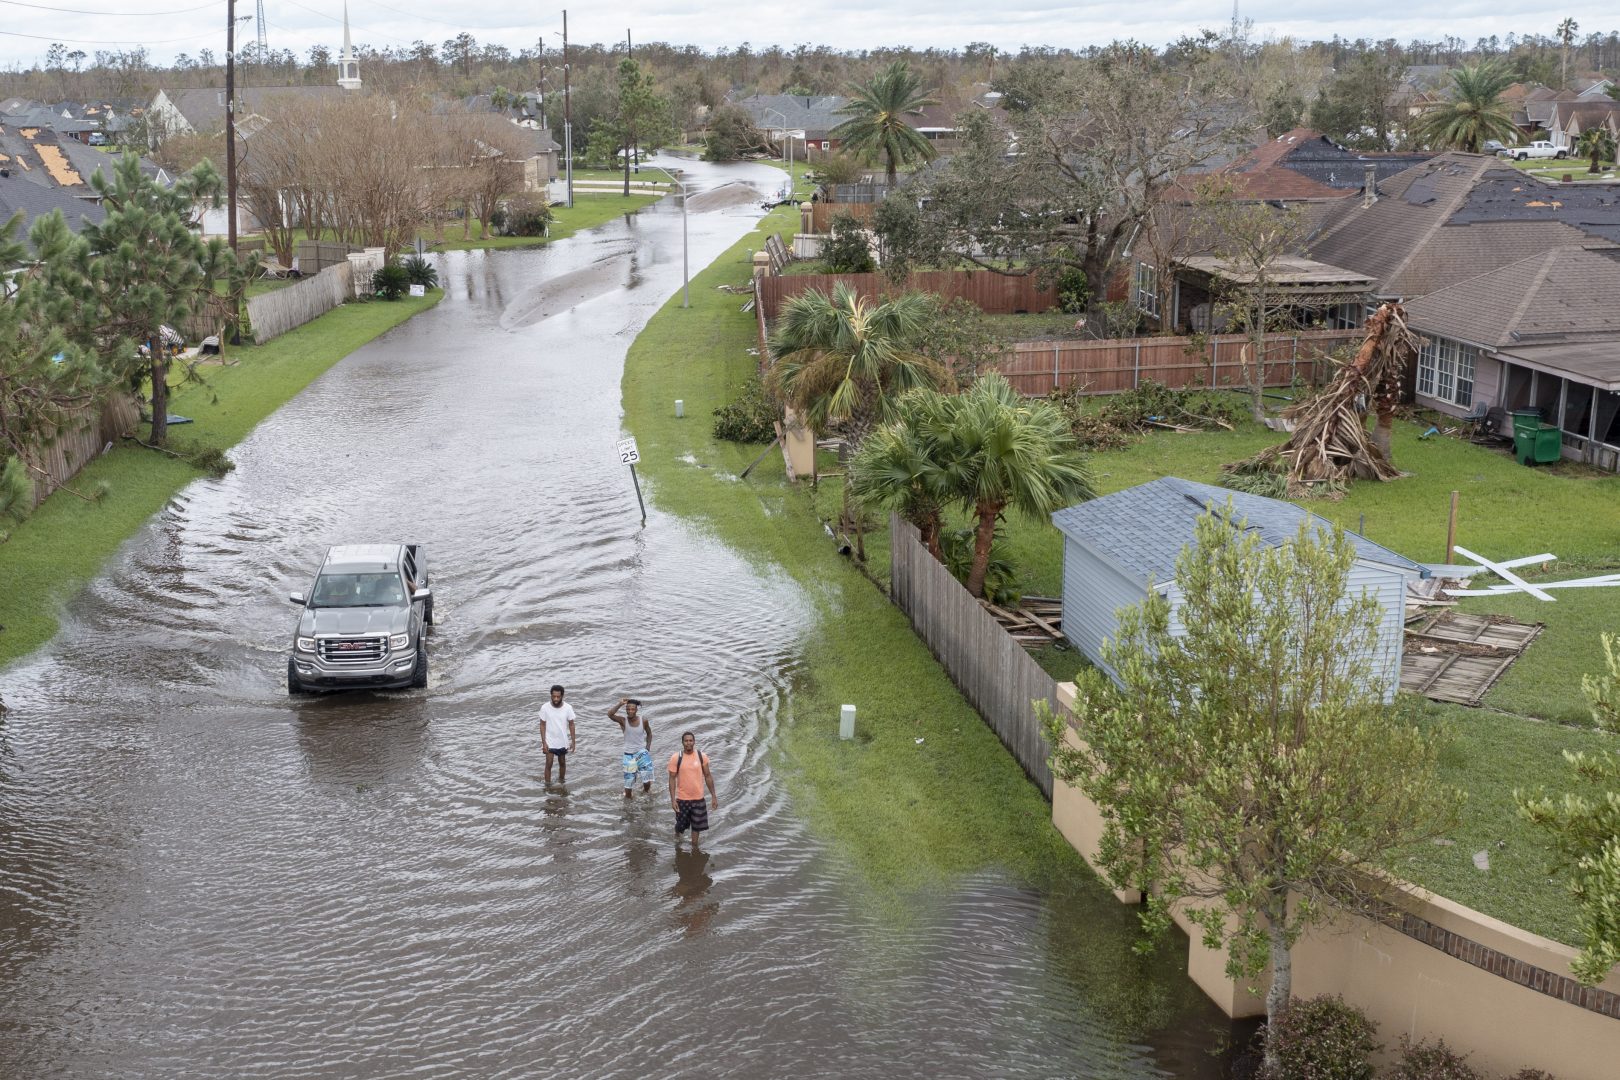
[421,193,662,251]
[0,292,441,669]
[622,205,1085,892]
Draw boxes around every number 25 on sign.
[617,437,646,525]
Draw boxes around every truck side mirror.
[288,592,306,605]
[412,588,432,603]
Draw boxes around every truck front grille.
[318,636,387,664]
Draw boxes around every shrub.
[1260,994,1379,1080]
[1056,267,1089,315]
[821,212,875,274]
[1388,1036,1482,1080]
[711,376,779,444]
[371,262,409,301]
[812,153,865,188]
[401,254,438,289]
[499,193,552,237]
[1504,1071,1557,1080]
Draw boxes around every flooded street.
[0,158,1230,1078]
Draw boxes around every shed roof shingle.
[1050,478,1424,584]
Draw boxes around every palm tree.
[766,283,954,442]
[848,389,960,561]
[1417,64,1518,154]
[942,374,1094,598]
[1557,18,1580,89]
[832,61,940,186]
[1578,126,1617,173]
[769,283,955,563]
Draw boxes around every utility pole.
[563,10,573,209]
[225,0,238,251]
[625,28,635,192]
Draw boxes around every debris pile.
[1224,302,1419,497]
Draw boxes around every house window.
[1133,262,1160,318]
[1417,337,1475,408]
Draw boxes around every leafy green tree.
[1518,633,1620,985]
[765,283,953,443]
[1261,90,1306,137]
[1308,53,1405,149]
[0,210,110,535]
[1518,749,1620,985]
[596,58,677,195]
[820,212,875,274]
[938,373,1093,597]
[1417,64,1518,153]
[52,155,234,447]
[831,61,939,186]
[1039,505,1461,1066]
[702,104,765,162]
[1577,127,1617,174]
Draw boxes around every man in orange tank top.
[667,731,718,849]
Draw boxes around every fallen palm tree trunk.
[1224,302,1419,497]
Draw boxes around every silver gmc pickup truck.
[286,543,433,694]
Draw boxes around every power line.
[0,0,216,13]
[0,27,218,45]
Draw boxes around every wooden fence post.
[1134,341,1142,389]
[1052,342,1060,394]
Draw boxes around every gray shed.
[1050,478,1426,702]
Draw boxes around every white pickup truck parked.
[1500,141,1568,161]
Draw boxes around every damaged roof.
[1308,152,1620,298]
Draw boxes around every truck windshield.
[310,572,406,608]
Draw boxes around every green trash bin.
[1513,410,1563,465]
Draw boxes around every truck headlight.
[388,633,410,651]
[296,637,316,653]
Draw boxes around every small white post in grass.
[839,704,856,740]
[675,399,684,418]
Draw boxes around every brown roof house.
[1403,246,1620,469]
[1547,99,1620,154]
[1306,152,1620,302]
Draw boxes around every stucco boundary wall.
[1050,683,1620,1078]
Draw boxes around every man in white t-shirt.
[540,684,577,784]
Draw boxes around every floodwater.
[0,158,1235,1078]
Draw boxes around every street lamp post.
[680,178,689,308]
[761,106,788,198]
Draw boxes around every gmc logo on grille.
[337,642,367,651]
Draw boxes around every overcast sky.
[0,2,1614,73]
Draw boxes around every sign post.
[617,437,646,526]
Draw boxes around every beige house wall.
[1051,682,1620,1077]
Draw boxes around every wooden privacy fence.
[889,515,1057,797]
[246,262,354,344]
[808,201,878,232]
[294,240,361,273]
[760,269,1058,319]
[989,329,1363,396]
[22,394,139,509]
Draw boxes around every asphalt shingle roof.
[1050,478,1424,585]
[1308,153,1620,297]
[0,174,105,237]
[1405,247,1620,346]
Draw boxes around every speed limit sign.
[616,437,641,465]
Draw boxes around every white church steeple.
[337,2,362,90]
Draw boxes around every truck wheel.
[1517,152,1527,161]
[410,644,428,689]
[287,660,307,695]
